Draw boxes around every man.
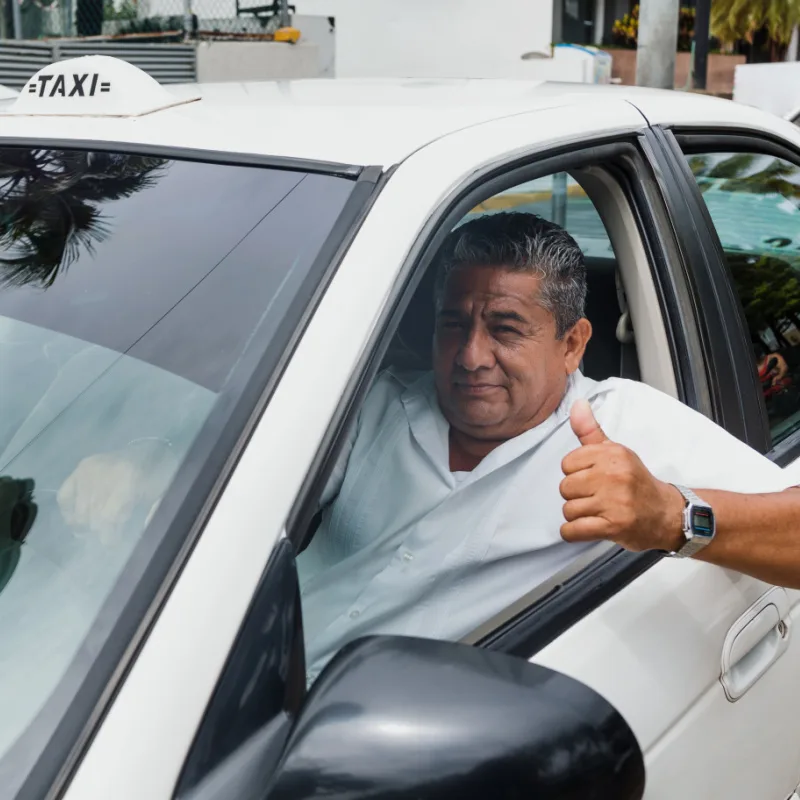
[295,212,791,681]
[561,400,800,589]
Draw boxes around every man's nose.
[456,326,495,372]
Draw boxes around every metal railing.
[3,0,295,41]
[0,38,196,86]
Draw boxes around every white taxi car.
[1,55,800,800]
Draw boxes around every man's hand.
[559,399,685,552]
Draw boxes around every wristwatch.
[669,485,716,558]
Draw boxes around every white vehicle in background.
[1,55,800,800]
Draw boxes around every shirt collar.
[400,370,598,484]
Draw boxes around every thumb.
[570,399,609,446]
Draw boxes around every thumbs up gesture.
[560,400,684,552]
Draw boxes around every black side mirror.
[265,635,645,800]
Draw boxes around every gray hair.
[433,211,587,338]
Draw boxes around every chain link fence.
[1,0,293,42]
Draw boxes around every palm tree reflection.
[688,152,800,207]
[0,149,167,288]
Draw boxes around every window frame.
[4,144,380,800]
[671,127,800,464]
[285,133,707,663]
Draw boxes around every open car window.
[297,166,636,683]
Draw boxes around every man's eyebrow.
[486,310,529,325]
[436,308,531,325]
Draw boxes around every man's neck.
[448,428,501,472]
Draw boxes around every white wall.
[141,0,585,83]
[294,13,335,77]
[293,0,555,78]
[733,62,800,118]
[196,40,321,81]
[786,27,799,62]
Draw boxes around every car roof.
[0,60,785,168]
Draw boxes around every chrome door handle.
[720,586,791,702]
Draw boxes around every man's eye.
[495,325,520,335]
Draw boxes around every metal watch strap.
[674,485,704,508]
[671,485,712,559]
[674,532,709,559]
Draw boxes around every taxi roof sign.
[8,55,199,117]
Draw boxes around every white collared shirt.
[298,370,791,680]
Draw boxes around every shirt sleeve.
[593,380,796,493]
[317,368,415,508]
[318,416,360,508]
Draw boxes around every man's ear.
[564,318,592,374]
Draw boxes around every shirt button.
[403,552,414,562]
[349,609,360,619]
[306,670,318,683]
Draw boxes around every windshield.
[0,146,355,783]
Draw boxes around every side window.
[297,165,651,686]
[685,151,800,447]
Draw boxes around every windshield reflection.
[0,145,355,791]
[0,149,167,289]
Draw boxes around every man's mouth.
[454,382,503,396]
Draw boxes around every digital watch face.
[691,505,715,538]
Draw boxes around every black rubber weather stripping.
[478,548,663,658]
[653,127,772,452]
[0,137,363,178]
[673,129,800,166]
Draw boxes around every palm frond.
[0,148,167,289]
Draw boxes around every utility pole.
[182,0,193,40]
[693,0,711,89]
[278,0,290,28]
[11,0,22,39]
[636,0,680,89]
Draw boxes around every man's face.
[433,264,591,443]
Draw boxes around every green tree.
[689,151,800,342]
[103,0,138,21]
[611,5,697,50]
[711,0,800,60]
[0,149,166,289]
[728,253,800,346]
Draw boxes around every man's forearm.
[560,401,800,587]
[686,488,800,588]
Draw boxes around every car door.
[177,102,791,800]
[62,100,654,799]
[66,98,798,800]
[523,121,800,800]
